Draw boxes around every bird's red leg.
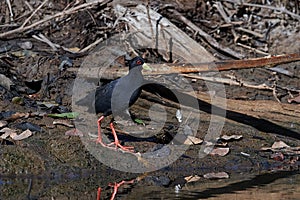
[96,116,107,146]
[97,187,101,200]
[109,180,135,200]
[108,122,134,152]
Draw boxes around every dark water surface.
[1,170,299,199]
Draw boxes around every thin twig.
[214,2,239,43]
[185,73,299,94]
[21,0,48,28]
[214,2,231,23]
[24,1,34,11]
[183,74,273,90]
[236,27,264,38]
[32,32,101,54]
[236,43,269,56]
[79,38,104,53]
[221,0,300,20]
[0,0,111,38]
[146,0,155,48]
[272,86,281,103]
[32,33,59,51]
[169,9,245,59]
[5,0,14,22]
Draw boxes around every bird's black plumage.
[95,56,146,116]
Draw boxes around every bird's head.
[128,56,151,71]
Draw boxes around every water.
[132,171,300,200]
[1,170,299,199]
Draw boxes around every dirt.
[0,1,300,199]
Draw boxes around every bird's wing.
[95,79,117,98]
[94,79,120,114]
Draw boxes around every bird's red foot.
[107,141,135,152]
[96,116,135,153]
[95,137,107,147]
[96,135,134,153]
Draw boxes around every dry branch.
[144,52,300,75]
[69,52,300,79]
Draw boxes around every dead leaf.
[208,147,230,156]
[204,141,214,146]
[18,41,33,50]
[290,147,300,151]
[0,131,11,139]
[240,152,250,157]
[67,47,80,53]
[184,175,201,183]
[203,172,229,179]
[184,136,203,145]
[65,128,83,137]
[260,141,300,156]
[203,146,213,154]
[288,94,300,103]
[0,74,14,90]
[10,129,32,140]
[53,119,74,127]
[0,120,7,128]
[0,128,17,139]
[12,97,24,105]
[215,141,228,147]
[221,135,243,141]
[271,141,290,149]
[9,112,27,121]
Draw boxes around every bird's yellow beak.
[142,63,152,71]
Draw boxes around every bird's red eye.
[136,60,142,65]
